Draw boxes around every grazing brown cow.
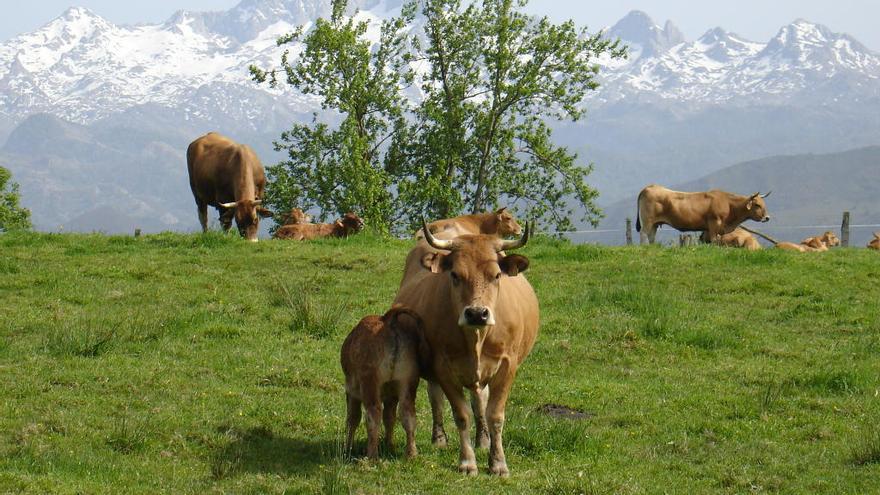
[802,231,840,248]
[710,227,762,250]
[187,132,273,241]
[341,306,427,460]
[415,207,521,240]
[273,212,364,240]
[393,223,538,477]
[868,232,880,250]
[278,208,312,226]
[636,185,771,245]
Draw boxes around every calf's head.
[745,192,771,223]
[421,220,531,328]
[220,199,273,241]
[494,207,522,236]
[340,212,365,236]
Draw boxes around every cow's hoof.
[489,462,510,478]
[405,445,418,459]
[432,429,448,448]
[458,461,478,476]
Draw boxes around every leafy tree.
[392,0,626,231]
[251,0,415,232]
[0,166,31,232]
[255,0,625,233]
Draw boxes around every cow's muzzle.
[459,306,495,327]
[761,216,770,223]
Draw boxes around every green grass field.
[1,231,879,494]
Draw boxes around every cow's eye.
[494,272,502,280]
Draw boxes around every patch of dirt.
[537,403,595,420]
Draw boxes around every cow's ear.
[746,200,754,210]
[257,207,274,218]
[421,253,449,273]
[495,206,507,216]
[499,254,529,276]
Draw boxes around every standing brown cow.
[636,185,771,245]
[393,222,538,477]
[187,132,272,241]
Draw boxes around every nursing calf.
[341,307,426,460]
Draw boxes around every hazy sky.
[1,0,878,50]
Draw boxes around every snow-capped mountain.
[2,3,880,234]
[597,11,880,105]
[0,1,401,129]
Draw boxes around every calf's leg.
[344,392,361,456]
[361,380,382,460]
[400,380,419,458]
[382,396,398,453]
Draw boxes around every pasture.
[1,232,878,494]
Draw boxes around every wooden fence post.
[625,218,633,246]
[134,228,141,238]
[841,212,850,248]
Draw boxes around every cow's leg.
[440,382,477,476]
[400,380,419,459]
[486,366,515,477]
[361,380,382,460]
[344,392,361,457]
[382,396,398,453]
[196,201,208,232]
[428,381,448,447]
[470,385,490,450]
[647,224,659,244]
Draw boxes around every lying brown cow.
[637,185,771,245]
[393,223,538,477]
[341,306,426,460]
[739,226,828,252]
[802,231,840,248]
[187,132,273,241]
[416,207,521,240]
[278,208,312,226]
[713,227,762,250]
[273,212,364,240]
[868,232,880,250]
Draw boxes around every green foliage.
[251,0,414,231]
[253,0,625,233]
[0,166,32,232]
[393,0,625,230]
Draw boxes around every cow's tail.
[635,190,644,232]
[738,225,779,246]
[383,305,424,331]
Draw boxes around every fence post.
[841,212,850,248]
[134,228,141,238]
[625,218,633,246]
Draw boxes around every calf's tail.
[635,190,644,232]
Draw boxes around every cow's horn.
[253,199,262,205]
[422,218,455,250]
[219,201,238,208]
[499,220,531,251]
[761,191,772,198]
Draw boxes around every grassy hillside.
[1,232,879,494]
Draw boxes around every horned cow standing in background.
[636,185,771,245]
[187,132,273,241]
